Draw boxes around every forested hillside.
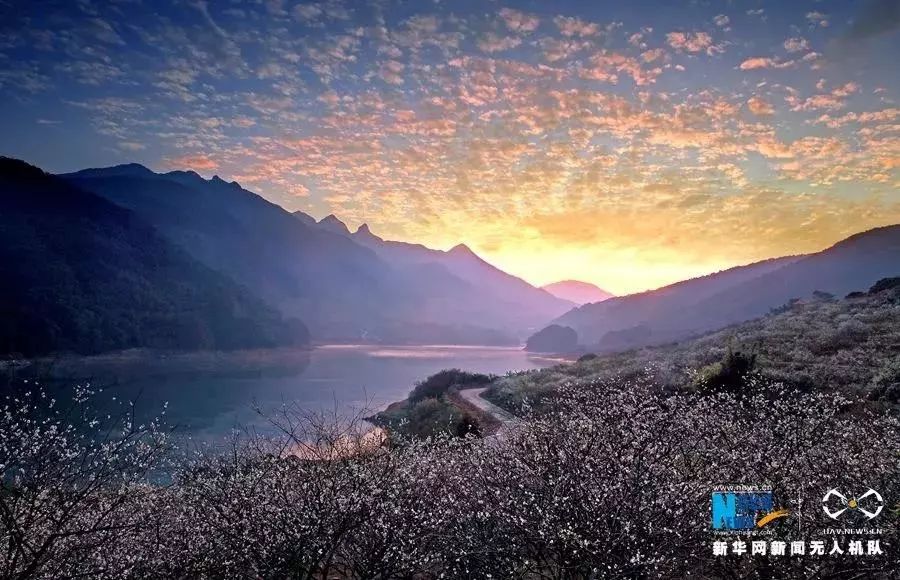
[64,166,562,344]
[0,158,308,356]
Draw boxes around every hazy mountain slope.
[63,166,407,341]
[680,225,900,335]
[439,243,573,322]
[0,158,308,356]
[546,256,802,349]
[540,225,900,352]
[63,167,528,344]
[541,281,614,305]
[297,216,574,333]
[317,214,352,235]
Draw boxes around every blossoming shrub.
[487,288,900,412]
[0,386,169,579]
[3,378,899,578]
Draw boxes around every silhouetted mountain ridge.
[318,214,351,235]
[314,219,575,333]
[533,226,900,352]
[68,162,156,179]
[64,165,569,344]
[287,212,573,336]
[0,158,308,357]
[62,166,415,342]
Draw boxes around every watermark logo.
[710,485,887,558]
[711,487,789,530]
[822,488,883,521]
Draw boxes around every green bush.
[692,347,757,395]
[868,359,900,404]
[408,369,493,403]
[869,276,900,294]
[406,398,460,438]
[454,413,482,438]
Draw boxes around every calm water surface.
[9,345,559,440]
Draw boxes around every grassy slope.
[486,284,900,414]
[371,369,495,439]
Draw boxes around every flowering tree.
[2,376,898,578]
[0,386,169,579]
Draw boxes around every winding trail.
[458,387,519,439]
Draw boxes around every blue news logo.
[712,489,788,530]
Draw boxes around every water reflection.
[2,345,556,441]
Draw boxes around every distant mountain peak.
[113,162,153,174]
[321,213,345,224]
[541,280,614,305]
[61,162,155,179]
[354,223,382,242]
[447,243,476,256]
[544,280,613,293]
[208,174,244,189]
[318,214,350,235]
[165,169,202,180]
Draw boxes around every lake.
[4,345,560,440]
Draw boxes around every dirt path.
[458,387,519,439]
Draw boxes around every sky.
[1,0,899,295]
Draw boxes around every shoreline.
[0,342,547,367]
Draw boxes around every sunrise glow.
[3,1,899,294]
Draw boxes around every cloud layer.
[1,0,898,294]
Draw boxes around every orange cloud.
[580,52,661,85]
[47,2,897,296]
[666,31,721,54]
[165,154,219,171]
[477,33,522,53]
[739,57,795,70]
[499,8,540,33]
[554,16,599,37]
[747,96,774,116]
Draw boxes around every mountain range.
[56,161,572,348]
[531,225,900,352]
[295,211,574,334]
[3,156,897,358]
[0,158,307,357]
